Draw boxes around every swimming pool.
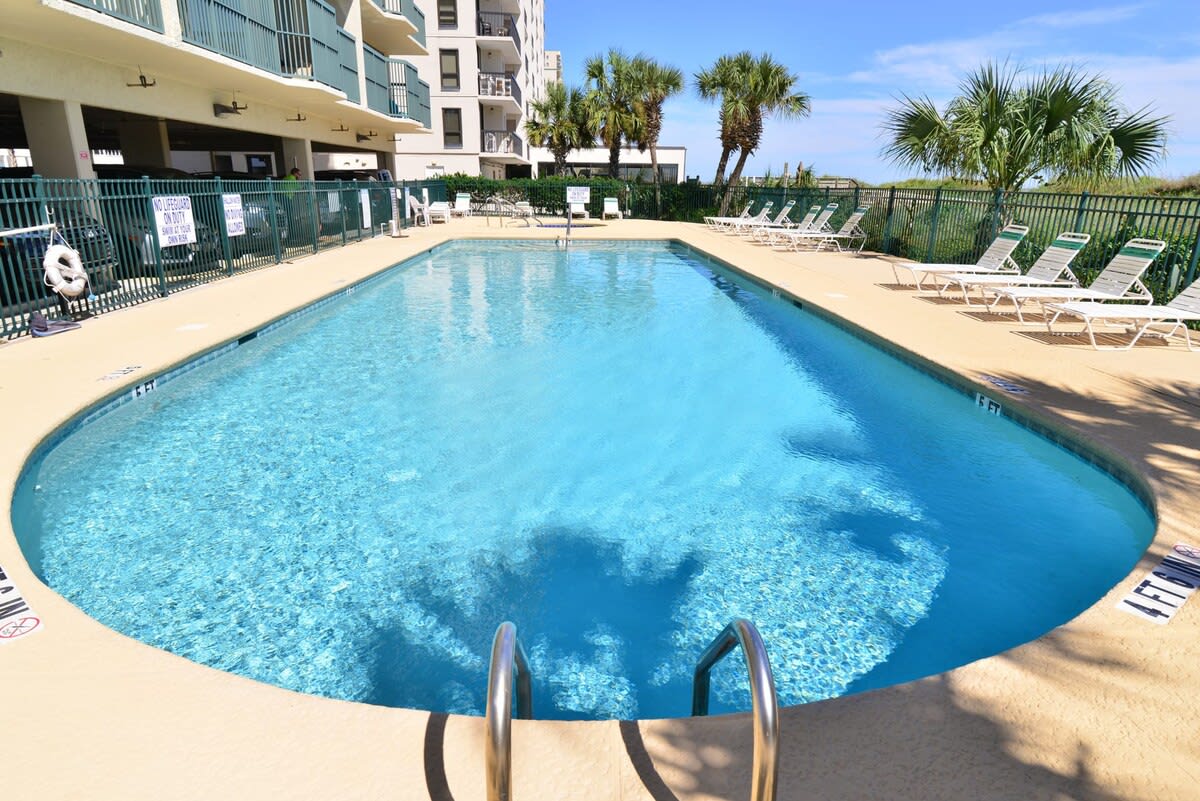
[13,240,1153,721]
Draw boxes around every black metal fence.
[0,176,446,338]
[445,176,1200,305]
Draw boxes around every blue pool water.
[14,241,1152,720]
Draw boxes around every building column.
[280,138,315,179]
[378,149,398,180]
[117,119,171,168]
[18,97,95,179]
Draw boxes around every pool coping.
[1,220,1197,801]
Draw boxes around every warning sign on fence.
[152,195,197,246]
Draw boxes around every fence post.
[880,187,897,254]
[142,176,168,298]
[1073,191,1090,234]
[308,181,320,253]
[1183,220,1200,288]
[215,176,235,277]
[925,187,943,263]
[266,178,283,264]
[339,181,348,246]
[853,185,860,210]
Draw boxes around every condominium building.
[545,50,563,85]
[0,0,433,178]
[392,0,546,179]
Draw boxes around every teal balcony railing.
[387,59,431,128]
[369,0,427,48]
[67,0,164,32]
[178,0,280,74]
[335,27,360,103]
[363,44,390,116]
[277,0,340,90]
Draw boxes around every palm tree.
[630,56,684,212]
[584,49,642,178]
[882,62,1170,192]
[712,55,811,214]
[696,52,755,186]
[524,81,593,176]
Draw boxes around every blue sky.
[545,1,1200,183]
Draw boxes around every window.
[437,0,456,27]
[440,50,460,91]
[442,108,463,148]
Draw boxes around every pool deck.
[1,218,1197,801]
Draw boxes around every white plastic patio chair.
[891,225,1029,288]
[451,193,472,217]
[732,200,796,236]
[427,201,452,224]
[708,202,772,231]
[1044,276,1200,350]
[781,205,872,252]
[769,203,838,249]
[569,201,589,219]
[939,232,1091,304]
[704,202,751,230]
[602,197,623,219]
[988,238,1166,323]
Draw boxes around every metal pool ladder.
[693,618,781,801]
[485,622,532,801]
[484,618,778,801]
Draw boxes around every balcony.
[179,0,280,74]
[478,72,521,113]
[67,0,164,32]
[361,0,427,56]
[477,12,520,60]
[364,54,430,128]
[481,130,524,163]
[336,27,360,104]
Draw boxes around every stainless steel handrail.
[485,621,533,801]
[692,618,780,801]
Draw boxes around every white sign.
[566,186,591,204]
[1117,543,1200,624]
[360,189,372,230]
[151,195,197,247]
[0,563,42,645]
[327,191,340,213]
[222,193,245,237]
[974,393,1002,415]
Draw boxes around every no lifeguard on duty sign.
[0,563,41,644]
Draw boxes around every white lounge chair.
[451,193,472,217]
[769,203,838,250]
[427,201,451,224]
[602,197,623,219]
[751,204,820,243]
[709,201,773,231]
[891,225,1030,288]
[1044,277,1200,350]
[731,200,796,236]
[988,238,1165,323]
[940,232,1091,304]
[569,201,589,219]
[782,205,872,252]
[704,202,751,230]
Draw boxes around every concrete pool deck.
[1,218,1197,801]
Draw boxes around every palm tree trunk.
[650,144,661,218]
[608,140,621,179]
[713,147,734,185]
[720,148,752,215]
[555,154,567,176]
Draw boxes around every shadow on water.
[364,528,702,719]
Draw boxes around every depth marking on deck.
[99,365,142,381]
[0,563,41,644]
[979,374,1029,395]
[1116,543,1200,625]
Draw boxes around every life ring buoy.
[43,244,90,299]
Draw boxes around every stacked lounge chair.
[892,225,1029,288]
